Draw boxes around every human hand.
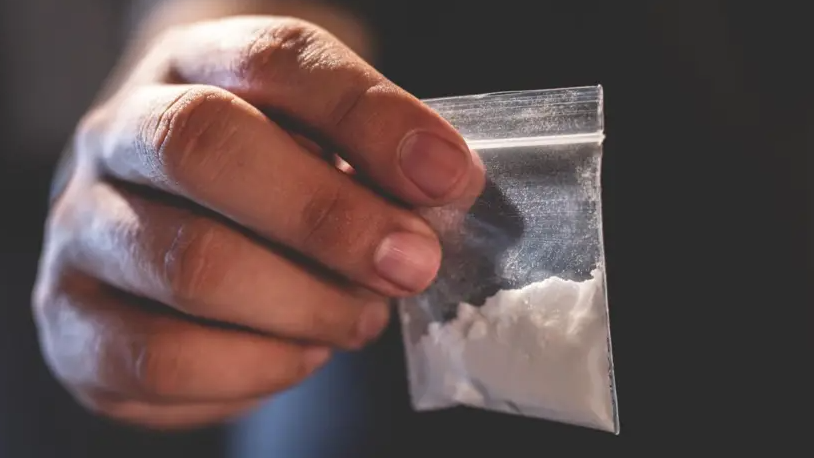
[33,16,484,430]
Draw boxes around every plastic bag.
[399,86,619,433]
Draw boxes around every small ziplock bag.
[399,86,619,433]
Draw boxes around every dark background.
[1,1,811,457]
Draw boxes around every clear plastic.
[399,86,619,433]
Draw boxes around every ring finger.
[53,179,392,349]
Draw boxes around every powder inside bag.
[416,268,614,431]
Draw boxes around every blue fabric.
[228,351,370,458]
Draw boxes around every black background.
[1,1,811,456]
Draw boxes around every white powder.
[410,268,615,431]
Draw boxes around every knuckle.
[30,276,56,328]
[326,80,380,129]
[235,16,382,130]
[298,178,350,249]
[32,285,99,388]
[145,86,233,190]
[239,18,323,83]
[46,193,76,236]
[164,218,226,306]
[31,255,74,336]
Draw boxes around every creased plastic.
[399,86,619,433]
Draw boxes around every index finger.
[166,16,484,207]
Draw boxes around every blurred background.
[0,1,810,457]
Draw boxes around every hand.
[33,16,484,430]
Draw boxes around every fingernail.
[399,131,471,199]
[304,347,331,368]
[357,304,391,345]
[374,232,441,291]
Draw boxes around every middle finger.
[56,179,392,349]
[89,83,442,296]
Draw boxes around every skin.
[33,13,485,431]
